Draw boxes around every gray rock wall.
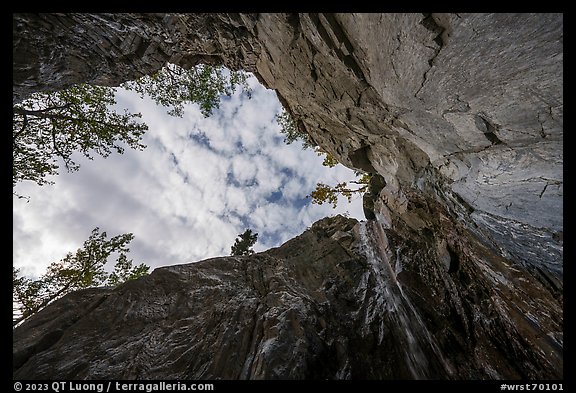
[13,13,563,277]
[13,13,563,379]
[13,215,562,379]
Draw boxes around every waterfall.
[356,220,453,379]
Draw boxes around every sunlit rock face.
[13,13,562,379]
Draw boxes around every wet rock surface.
[13,13,562,379]
[13,215,562,379]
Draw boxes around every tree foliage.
[122,63,252,117]
[276,106,345,179]
[308,173,372,208]
[13,84,148,190]
[275,106,376,209]
[13,64,252,193]
[13,228,149,325]
[230,229,259,256]
[316,147,339,168]
[275,108,340,168]
[275,108,316,150]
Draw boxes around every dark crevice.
[13,291,110,373]
[307,13,368,84]
[447,245,460,273]
[534,266,563,295]
[420,13,444,36]
[348,145,376,173]
[391,34,402,79]
[343,55,367,83]
[308,13,335,51]
[484,131,503,145]
[537,112,548,139]
[310,65,318,82]
[538,183,549,199]
[433,35,444,48]
[13,330,64,370]
[286,13,302,48]
[453,193,475,214]
[244,304,261,378]
[476,115,504,145]
[552,231,563,243]
[415,14,446,98]
[322,13,355,55]
[482,126,504,146]
[444,134,562,159]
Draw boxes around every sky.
[13,73,364,279]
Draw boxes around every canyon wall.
[13,13,562,379]
[13,215,562,379]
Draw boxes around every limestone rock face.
[13,13,562,379]
[13,215,562,379]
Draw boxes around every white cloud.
[230,155,258,186]
[13,74,365,277]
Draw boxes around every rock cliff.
[13,13,562,379]
[13,215,562,379]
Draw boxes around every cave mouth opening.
[12,65,366,278]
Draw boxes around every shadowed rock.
[13,215,562,379]
[13,13,562,380]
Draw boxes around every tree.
[231,229,258,256]
[308,173,372,208]
[13,84,148,191]
[13,227,149,325]
[275,107,340,168]
[275,108,316,150]
[13,63,252,193]
[275,105,376,210]
[319,149,339,168]
[122,63,252,117]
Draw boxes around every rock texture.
[13,215,562,379]
[13,13,563,278]
[13,13,563,379]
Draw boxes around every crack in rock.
[415,13,446,98]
